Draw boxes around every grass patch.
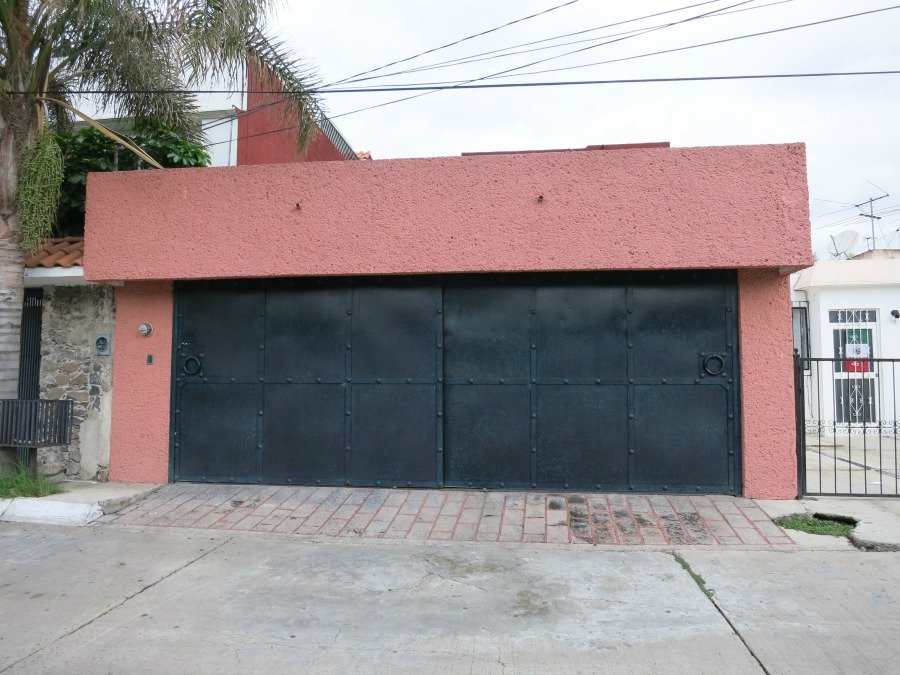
[776,515,854,538]
[673,553,714,599]
[0,463,63,499]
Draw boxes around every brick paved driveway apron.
[104,484,794,546]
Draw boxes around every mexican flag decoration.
[839,328,872,372]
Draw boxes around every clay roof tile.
[23,237,84,268]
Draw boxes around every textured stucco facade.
[737,270,797,498]
[38,285,114,479]
[107,281,173,483]
[85,144,810,282]
[87,144,812,498]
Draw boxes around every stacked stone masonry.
[38,285,114,479]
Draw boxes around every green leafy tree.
[0,1,320,398]
[56,121,212,235]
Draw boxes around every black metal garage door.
[172,272,740,493]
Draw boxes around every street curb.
[0,483,161,526]
[95,484,163,515]
[0,497,103,526]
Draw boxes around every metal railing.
[796,354,899,496]
[0,399,75,448]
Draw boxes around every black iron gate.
[796,354,899,496]
[172,272,740,492]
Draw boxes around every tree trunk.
[0,224,24,399]
[0,110,25,400]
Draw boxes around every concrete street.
[1,521,898,673]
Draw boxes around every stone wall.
[38,285,115,479]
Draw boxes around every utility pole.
[856,192,889,251]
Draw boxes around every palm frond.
[244,29,321,154]
[177,0,322,153]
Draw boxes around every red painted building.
[237,62,358,165]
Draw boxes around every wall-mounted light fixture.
[138,322,153,337]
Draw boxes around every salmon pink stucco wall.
[108,282,173,484]
[84,144,811,282]
[738,269,797,499]
[88,144,812,498]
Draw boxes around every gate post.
[793,349,806,498]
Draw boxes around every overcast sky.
[257,0,897,258]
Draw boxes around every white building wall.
[800,286,900,359]
[792,278,900,432]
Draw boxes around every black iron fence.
[0,399,74,448]
[795,354,899,496]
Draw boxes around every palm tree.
[0,0,320,397]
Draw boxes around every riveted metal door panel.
[347,283,441,486]
[632,386,730,488]
[261,384,345,483]
[534,284,627,379]
[178,283,264,380]
[174,282,264,481]
[351,285,438,379]
[174,272,739,493]
[628,274,738,492]
[632,282,728,379]
[536,385,628,487]
[444,385,531,486]
[443,282,532,487]
[264,285,346,381]
[175,279,442,487]
[176,383,258,480]
[349,385,437,485]
[443,284,531,379]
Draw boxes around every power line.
[60,4,900,140]
[319,0,758,120]
[813,203,900,230]
[334,0,734,86]
[325,0,584,88]
[200,70,900,148]
[814,204,862,218]
[319,2,893,119]
[336,0,800,86]
[324,70,900,92]
[14,68,897,100]
[360,3,900,87]
[201,0,752,135]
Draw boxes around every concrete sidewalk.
[756,496,900,551]
[0,481,158,526]
[1,522,897,673]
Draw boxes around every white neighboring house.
[791,249,900,433]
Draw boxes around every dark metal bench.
[0,400,75,467]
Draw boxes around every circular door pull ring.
[702,354,725,376]
[183,355,202,376]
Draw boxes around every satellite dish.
[828,230,860,257]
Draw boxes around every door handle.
[183,354,202,376]
[702,354,725,376]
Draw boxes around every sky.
[200,1,900,258]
